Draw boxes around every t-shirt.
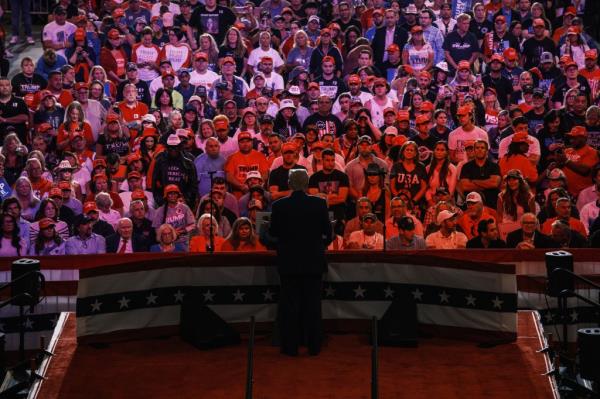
[302,113,343,137]
[152,202,195,243]
[269,164,306,193]
[11,73,47,98]
[313,75,348,100]
[521,37,557,70]
[0,96,29,142]
[191,5,236,44]
[42,21,77,57]
[562,145,600,197]
[442,30,479,69]
[159,43,192,72]
[459,159,501,209]
[448,125,489,162]
[97,135,130,157]
[308,169,349,219]
[247,47,284,69]
[189,69,219,90]
[390,162,428,200]
[223,150,269,196]
[131,43,161,82]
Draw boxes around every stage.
[34,311,556,399]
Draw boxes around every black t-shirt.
[302,113,343,137]
[525,108,547,135]
[411,134,439,164]
[191,5,236,44]
[308,169,349,220]
[442,30,479,70]
[313,75,348,100]
[218,45,246,75]
[551,76,592,104]
[469,19,494,40]
[268,164,306,193]
[459,159,501,209]
[0,96,29,142]
[390,162,428,201]
[33,107,65,130]
[116,79,152,106]
[97,135,130,157]
[11,73,48,98]
[521,37,557,70]
[332,18,362,34]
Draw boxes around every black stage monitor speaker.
[545,251,574,297]
[578,328,600,381]
[180,297,241,350]
[377,287,418,347]
[11,258,43,307]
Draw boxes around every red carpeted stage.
[35,311,556,399]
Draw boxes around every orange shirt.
[30,178,53,198]
[541,217,588,237]
[220,240,266,252]
[457,209,496,240]
[189,235,225,252]
[579,67,600,102]
[499,154,538,184]
[562,145,600,197]
[224,150,269,198]
[118,101,149,123]
[57,121,95,150]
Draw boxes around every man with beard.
[302,95,343,137]
[269,142,306,200]
[481,14,520,65]
[65,214,107,254]
[521,18,557,70]
[466,219,506,248]
[224,131,269,199]
[579,50,600,103]
[308,148,349,221]
[482,54,513,108]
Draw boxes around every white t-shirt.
[189,69,219,89]
[42,21,77,57]
[132,43,161,82]
[247,48,284,69]
[425,230,467,249]
[497,134,541,159]
[150,1,180,17]
[249,72,284,91]
[448,126,489,163]
[149,75,180,99]
[347,230,385,250]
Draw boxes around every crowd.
[0,0,599,256]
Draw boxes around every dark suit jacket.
[371,25,409,71]
[106,233,150,253]
[505,229,555,248]
[269,190,333,276]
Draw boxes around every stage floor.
[37,311,555,399]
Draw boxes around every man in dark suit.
[371,8,408,72]
[269,169,333,356]
[106,218,150,253]
[506,212,555,249]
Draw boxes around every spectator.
[506,212,555,249]
[220,217,266,252]
[190,213,224,252]
[152,184,195,247]
[107,217,148,253]
[457,191,497,240]
[425,210,468,249]
[0,78,29,144]
[372,9,409,72]
[344,197,384,242]
[386,215,426,250]
[42,6,76,57]
[150,223,187,253]
[557,126,599,198]
[346,213,385,250]
[466,219,506,248]
[28,218,66,255]
[541,197,588,237]
[549,219,588,248]
[458,139,501,208]
[308,148,349,221]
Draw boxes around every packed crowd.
[0,0,599,255]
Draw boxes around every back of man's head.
[288,169,309,192]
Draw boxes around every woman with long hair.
[390,141,427,205]
[560,28,590,69]
[155,88,175,119]
[57,101,94,151]
[150,223,187,253]
[219,27,249,77]
[29,218,66,255]
[483,87,501,133]
[425,141,457,206]
[196,120,216,151]
[334,119,360,164]
[189,213,225,252]
[0,213,26,257]
[199,33,220,72]
[286,29,314,71]
[497,169,537,239]
[197,198,232,238]
[362,163,390,222]
[235,108,260,136]
[498,133,539,186]
[182,106,200,137]
[33,91,65,131]
[273,101,302,139]
[87,65,117,101]
[99,32,129,84]
[96,114,130,158]
[1,133,28,186]
[220,217,266,252]
[537,109,564,171]
[402,25,434,73]
[342,26,362,56]
[31,198,69,241]
[89,80,112,110]
[10,176,40,222]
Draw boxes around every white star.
[118,296,131,309]
[412,288,423,301]
[23,318,34,329]
[570,310,578,322]
[233,289,246,302]
[324,285,336,297]
[545,312,554,323]
[262,289,274,301]
[49,315,58,327]
[465,294,476,306]
[174,290,185,303]
[146,292,158,305]
[203,290,215,302]
[439,291,450,303]
[383,286,395,299]
[353,285,366,299]
[492,296,504,309]
[90,299,102,312]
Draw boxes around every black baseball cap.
[126,62,137,71]
[259,114,274,124]
[54,5,67,14]
[396,216,415,231]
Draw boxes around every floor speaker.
[180,298,241,350]
[578,328,600,381]
[377,287,418,347]
[545,251,574,297]
[11,258,42,307]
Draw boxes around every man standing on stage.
[269,169,333,356]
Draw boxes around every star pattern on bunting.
[262,289,275,302]
[324,285,336,297]
[23,318,34,329]
[570,310,578,322]
[49,315,59,327]
[439,291,450,303]
[492,296,503,309]
[412,288,423,301]
[383,286,395,299]
[118,296,131,309]
[203,290,215,302]
[465,294,476,306]
[353,285,366,299]
[91,299,102,312]
[146,292,158,305]
[174,290,185,303]
[233,289,246,302]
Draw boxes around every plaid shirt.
[423,25,445,65]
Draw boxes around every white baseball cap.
[437,210,457,225]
